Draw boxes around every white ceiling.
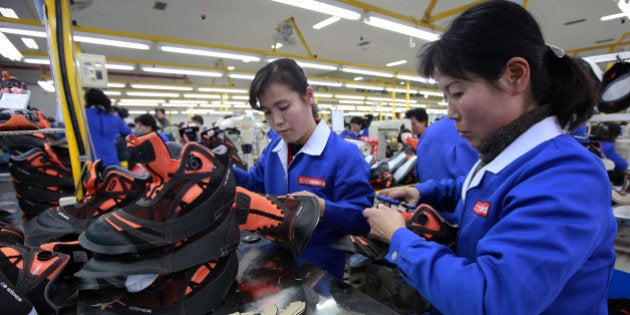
[1,0,629,101]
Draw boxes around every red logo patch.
[472,200,490,217]
[298,176,326,188]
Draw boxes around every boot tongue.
[127,132,174,183]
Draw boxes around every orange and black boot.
[232,186,320,256]
[200,127,246,169]
[333,204,458,260]
[401,204,458,248]
[0,243,70,314]
[24,159,150,246]
[79,253,238,315]
[79,132,236,254]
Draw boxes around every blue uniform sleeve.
[601,141,628,172]
[414,176,465,213]
[117,116,132,137]
[389,149,615,314]
[319,142,373,236]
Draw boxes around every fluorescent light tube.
[24,58,50,64]
[364,14,440,42]
[37,80,55,92]
[269,0,361,20]
[313,16,341,29]
[0,8,18,18]
[159,45,261,62]
[103,91,122,96]
[309,80,342,87]
[141,66,222,77]
[106,63,135,71]
[130,84,193,91]
[296,61,338,71]
[183,94,222,99]
[345,83,385,91]
[0,27,46,38]
[74,35,150,50]
[197,87,248,93]
[107,83,126,88]
[126,91,180,97]
[21,37,38,49]
[228,73,255,80]
[386,60,407,67]
[396,74,429,83]
[342,66,394,78]
[0,32,23,61]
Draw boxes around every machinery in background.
[218,114,269,168]
[368,119,409,161]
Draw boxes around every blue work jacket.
[233,120,374,278]
[85,107,132,167]
[388,116,617,314]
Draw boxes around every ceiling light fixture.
[313,16,341,29]
[105,63,135,71]
[74,35,150,50]
[269,0,361,20]
[0,8,18,18]
[159,44,261,62]
[0,32,23,61]
[141,66,223,77]
[396,74,429,83]
[296,60,338,71]
[126,91,180,98]
[345,83,385,91]
[342,66,394,78]
[386,60,407,67]
[197,87,248,93]
[228,73,256,80]
[24,58,49,64]
[309,79,342,87]
[107,83,126,88]
[37,80,55,92]
[130,84,194,91]
[364,12,440,42]
[21,37,38,49]
[0,27,46,37]
[183,94,222,99]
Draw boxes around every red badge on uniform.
[472,200,490,217]
[298,176,326,188]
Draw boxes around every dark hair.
[191,114,204,126]
[134,113,159,131]
[418,0,595,130]
[84,88,112,113]
[249,58,309,110]
[593,122,622,142]
[155,108,166,115]
[350,116,366,128]
[405,108,428,122]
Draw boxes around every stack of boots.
[232,186,320,256]
[0,243,71,314]
[78,253,238,315]
[9,140,75,216]
[24,159,150,245]
[78,131,236,254]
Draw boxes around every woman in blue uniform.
[364,1,617,314]
[233,58,374,279]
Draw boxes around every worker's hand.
[363,204,406,243]
[291,191,325,218]
[379,186,420,206]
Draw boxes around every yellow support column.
[43,0,90,196]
